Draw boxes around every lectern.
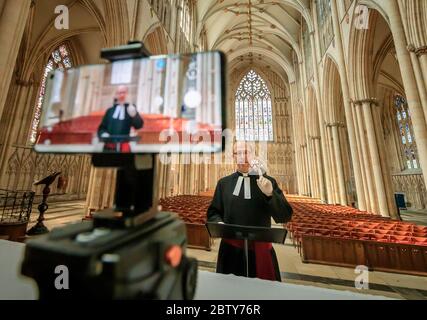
[206,222,287,277]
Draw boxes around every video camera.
[20,42,226,300]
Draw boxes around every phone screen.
[35,51,225,154]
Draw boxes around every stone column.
[289,82,303,195]
[302,144,310,196]
[409,45,427,123]
[295,145,304,196]
[311,5,332,203]
[371,103,399,219]
[331,123,347,205]
[354,101,376,213]
[326,124,339,204]
[300,145,306,195]
[309,31,328,203]
[323,124,335,204]
[0,0,31,119]
[309,137,319,198]
[313,136,324,201]
[388,0,427,188]
[415,46,427,86]
[361,100,390,217]
[416,46,427,96]
[85,168,117,217]
[0,80,37,188]
[298,62,315,196]
[350,102,368,211]
[304,144,311,196]
[330,0,365,209]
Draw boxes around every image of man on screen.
[97,85,143,152]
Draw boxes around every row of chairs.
[159,196,211,224]
[287,198,427,250]
[288,222,427,233]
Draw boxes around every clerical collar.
[113,104,126,120]
[237,171,250,177]
[233,172,252,199]
[236,168,262,177]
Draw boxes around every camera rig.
[21,42,198,300]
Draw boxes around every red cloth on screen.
[223,239,276,281]
[104,142,131,153]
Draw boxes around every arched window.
[30,44,73,144]
[395,95,419,170]
[235,70,273,141]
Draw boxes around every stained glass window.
[316,0,333,56]
[30,44,73,144]
[395,95,419,170]
[235,70,273,141]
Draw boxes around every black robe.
[207,171,293,281]
[98,103,144,138]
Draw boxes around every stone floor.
[26,201,427,300]
[400,209,427,226]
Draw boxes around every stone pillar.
[371,104,399,219]
[309,32,328,203]
[416,46,427,97]
[85,168,117,217]
[388,0,427,188]
[309,137,319,198]
[313,136,324,200]
[330,0,365,209]
[289,82,303,195]
[408,45,427,123]
[296,146,304,195]
[0,80,38,188]
[302,144,309,196]
[354,101,376,213]
[361,100,390,217]
[331,123,347,205]
[350,102,368,211]
[298,63,315,196]
[323,124,335,204]
[0,0,31,119]
[299,145,306,195]
[326,124,339,204]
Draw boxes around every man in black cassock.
[207,142,293,281]
[98,86,143,152]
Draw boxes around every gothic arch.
[19,3,106,82]
[143,24,169,55]
[231,66,276,101]
[233,69,275,141]
[103,0,131,46]
[323,57,344,124]
[307,85,320,137]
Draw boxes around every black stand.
[91,153,158,228]
[21,42,199,300]
[206,222,287,277]
[91,41,155,227]
[27,172,61,236]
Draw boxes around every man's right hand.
[127,105,137,118]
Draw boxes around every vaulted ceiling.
[196,0,313,83]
